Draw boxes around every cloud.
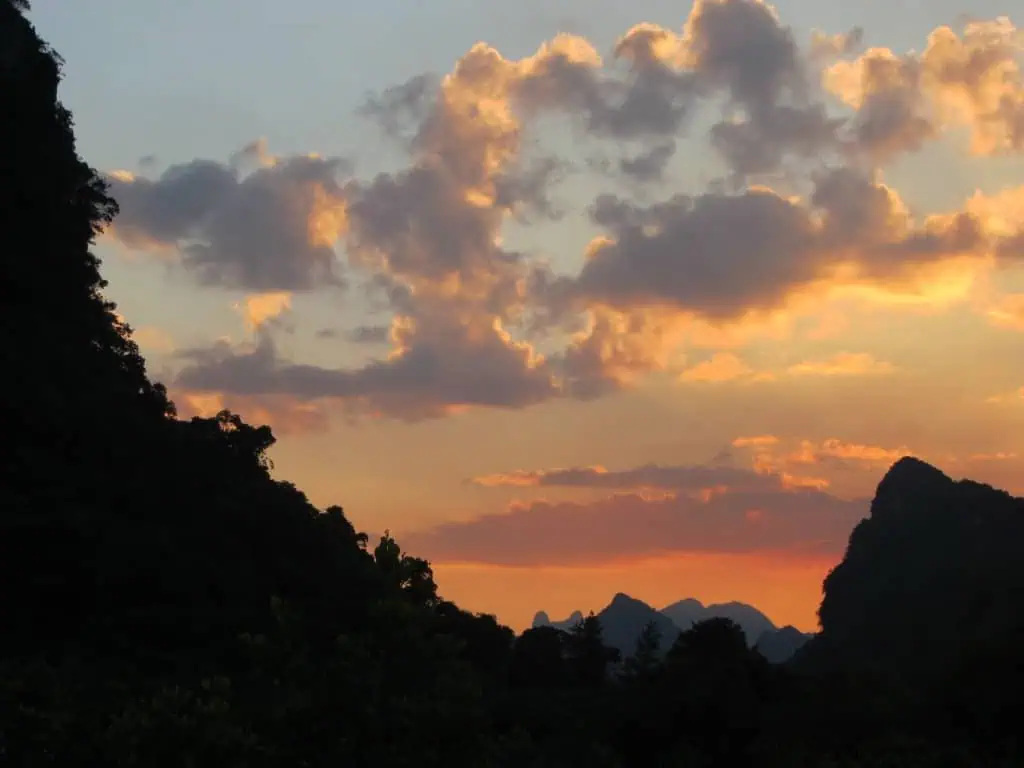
[987,294,1024,330]
[987,387,1024,405]
[543,166,990,326]
[174,313,559,421]
[469,462,784,496]
[679,352,774,383]
[107,11,1024,423]
[345,325,391,344]
[786,351,895,377]
[104,147,350,291]
[732,435,780,448]
[235,292,292,332]
[131,326,176,354]
[735,436,913,478]
[404,481,867,566]
[173,390,331,437]
[825,18,1024,159]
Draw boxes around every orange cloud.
[825,18,1024,158]
[787,352,895,377]
[987,295,1024,330]
[173,390,330,437]
[132,325,176,354]
[679,353,774,383]
[468,463,787,496]
[732,435,780,448]
[235,292,292,331]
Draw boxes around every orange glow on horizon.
[433,551,838,634]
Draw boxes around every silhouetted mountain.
[596,593,681,656]
[532,609,584,631]
[661,598,777,645]
[537,595,780,654]
[754,625,813,663]
[812,455,1024,738]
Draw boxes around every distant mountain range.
[533,593,813,662]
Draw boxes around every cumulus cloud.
[174,313,559,421]
[548,163,993,326]
[105,148,350,291]
[825,17,1024,159]
[107,7,1024,424]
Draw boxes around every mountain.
[754,625,813,663]
[535,594,780,656]
[532,609,584,632]
[661,598,777,645]
[811,456,1024,732]
[596,593,681,656]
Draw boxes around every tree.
[622,619,662,682]
[374,530,439,608]
[564,613,620,687]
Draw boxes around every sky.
[30,0,1024,632]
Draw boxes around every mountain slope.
[812,456,1024,734]
[597,593,681,656]
[661,598,777,645]
[754,626,813,663]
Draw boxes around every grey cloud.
[175,313,560,421]
[359,73,439,145]
[846,55,935,163]
[345,163,518,290]
[106,152,350,292]
[577,190,818,319]
[687,0,843,175]
[551,165,987,321]
[618,141,676,182]
[345,324,390,344]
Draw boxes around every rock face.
[815,456,1024,680]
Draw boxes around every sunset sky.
[30,0,1024,632]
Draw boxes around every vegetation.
[1,3,1022,764]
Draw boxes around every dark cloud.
[106,152,350,292]
[575,189,818,319]
[175,314,560,421]
[683,0,842,175]
[359,73,439,145]
[345,325,390,344]
[547,168,987,321]
[831,51,936,163]
[404,482,868,566]
[618,141,676,182]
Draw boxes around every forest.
[2,2,1023,765]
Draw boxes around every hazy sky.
[30,0,1024,631]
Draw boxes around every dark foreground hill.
[805,456,1024,742]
